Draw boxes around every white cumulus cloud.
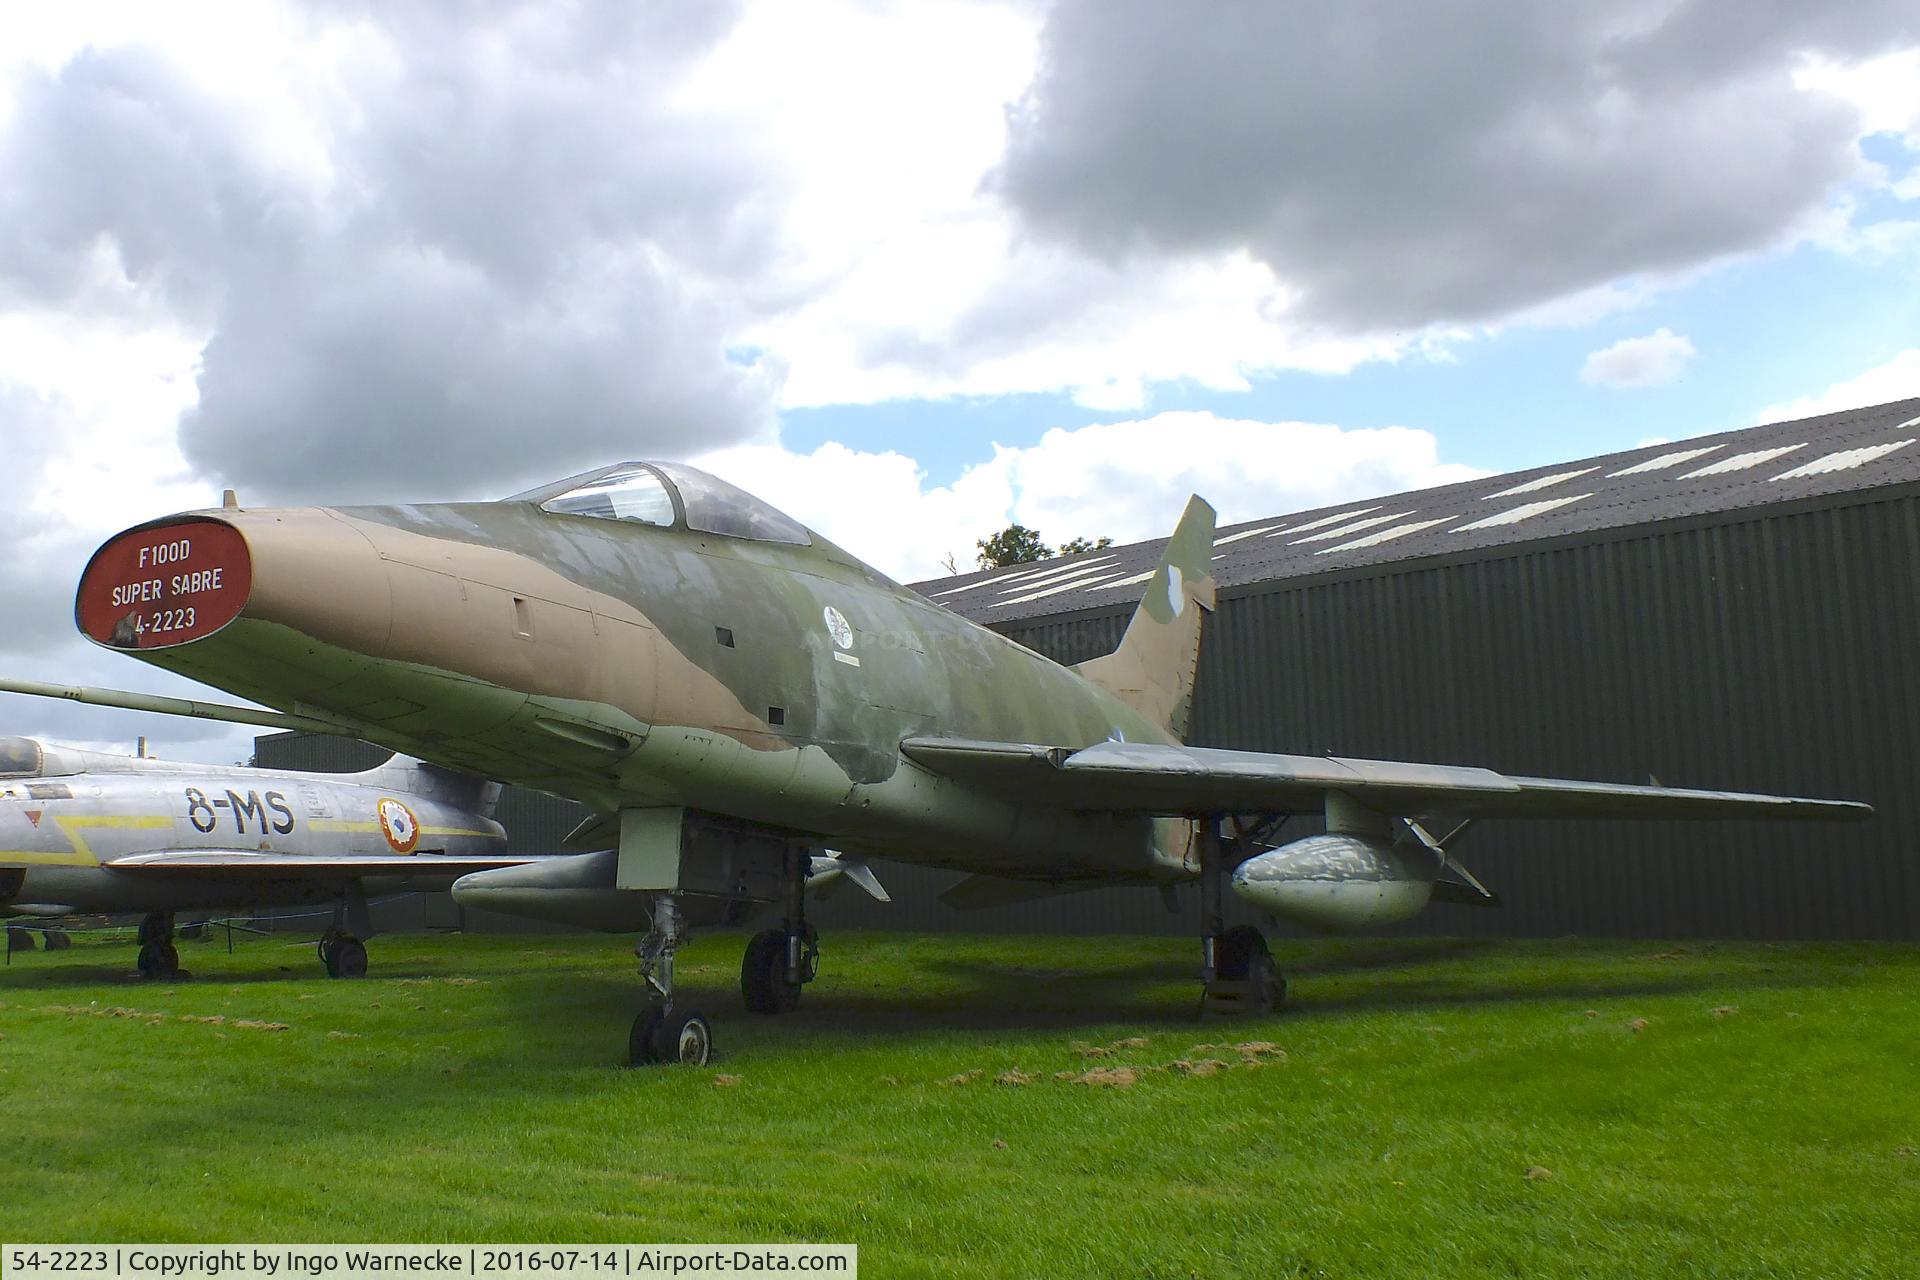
[1756,349,1920,422]
[1580,329,1699,388]
[696,412,1487,583]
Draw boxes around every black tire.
[741,929,802,1015]
[1246,948,1286,1015]
[6,926,35,953]
[1212,925,1268,980]
[628,1007,666,1067]
[651,1009,714,1066]
[42,930,72,952]
[137,942,179,979]
[328,938,368,979]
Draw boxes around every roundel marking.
[378,797,421,854]
[822,605,854,651]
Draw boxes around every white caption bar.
[3,1247,855,1280]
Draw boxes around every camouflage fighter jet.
[0,732,515,977]
[11,462,1869,1064]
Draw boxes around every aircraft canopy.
[527,462,812,546]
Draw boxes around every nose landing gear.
[629,893,712,1067]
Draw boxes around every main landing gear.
[319,884,372,978]
[135,911,181,979]
[742,846,819,1016]
[1197,819,1286,1015]
[629,894,713,1067]
[318,928,368,978]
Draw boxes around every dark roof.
[913,396,1920,624]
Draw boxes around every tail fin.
[356,754,502,818]
[1076,495,1216,740]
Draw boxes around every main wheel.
[136,941,180,979]
[628,1007,667,1067]
[1245,947,1286,1014]
[651,1009,714,1066]
[741,929,802,1015]
[329,938,368,979]
[1214,925,1283,1014]
[42,930,72,952]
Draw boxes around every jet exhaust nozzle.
[1230,833,1435,932]
[0,868,24,904]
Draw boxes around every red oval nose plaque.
[76,520,253,649]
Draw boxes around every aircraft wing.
[99,850,545,876]
[899,738,1871,822]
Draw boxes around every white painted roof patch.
[1486,467,1599,498]
[1609,445,1721,476]
[1679,445,1806,478]
[1770,439,1913,481]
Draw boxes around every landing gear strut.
[1198,820,1285,1015]
[135,912,180,979]
[629,893,712,1067]
[742,847,820,1015]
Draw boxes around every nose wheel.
[629,1006,714,1066]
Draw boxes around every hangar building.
[258,395,1920,940]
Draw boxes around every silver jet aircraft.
[0,733,519,977]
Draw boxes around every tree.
[976,524,1051,568]
[1058,535,1113,556]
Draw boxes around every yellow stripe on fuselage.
[0,814,173,866]
[308,819,502,840]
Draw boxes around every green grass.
[0,929,1915,1278]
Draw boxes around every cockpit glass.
[652,464,813,546]
[0,737,44,778]
[540,465,677,526]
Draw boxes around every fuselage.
[0,738,506,915]
[76,466,1195,882]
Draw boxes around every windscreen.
[540,465,677,526]
[0,737,45,778]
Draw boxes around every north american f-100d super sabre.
[17,462,1868,1064]
[0,733,518,977]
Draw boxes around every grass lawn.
[0,928,1915,1278]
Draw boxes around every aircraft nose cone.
[77,518,254,650]
[77,509,392,655]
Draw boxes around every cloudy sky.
[2,0,1918,763]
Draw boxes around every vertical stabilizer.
[1075,495,1216,740]
[356,755,502,819]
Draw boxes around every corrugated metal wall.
[257,488,1917,940]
